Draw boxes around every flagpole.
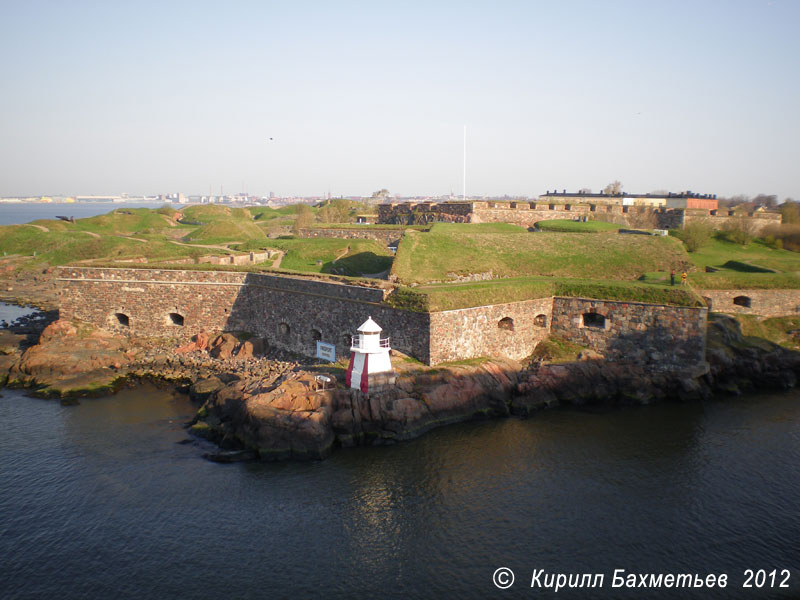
[462,125,466,202]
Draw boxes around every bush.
[674,220,714,252]
[760,223,800,252]
[718,217,757,246]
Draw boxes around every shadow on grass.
[321,252,393,276]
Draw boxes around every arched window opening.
[534,314,547,328]
[114,313,130,327]
[733,296,752,308]
[582,312,606,329]
[498,317,514,331]
[169,313,184,326]
[279,323,290,336]
[311,329,322,342]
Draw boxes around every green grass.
[389,276,703,312]
[682,237,800,273]
[247,205,309,220]
[733,315,800,350]
[391,225,689,285]
[181,204,253,223]
[428,222,528,233]
[536,219,621,232]
[73,208,178,235]
[529,335,588,363]
[183,220,266,244]
[264,238,393,276]
[688,272,800,289]
[0,224,204,267]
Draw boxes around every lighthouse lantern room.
[345,316,396,393]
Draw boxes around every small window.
[498,317,514,331]
[534,314,547,328]
[279,323,290,336]
[311,329,322,342]
[733,296,751,308]
[582,312,606,329]
[169,313,184,326]
[114,313,130,327]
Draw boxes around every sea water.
[0,383,798,599]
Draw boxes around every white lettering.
[612,569,626,587]
[531,570,543,587]
[553,573,567,592]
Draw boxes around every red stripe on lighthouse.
[345,354,355,387]
[360,353,369,394]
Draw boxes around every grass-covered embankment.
[536,219,621,232]
[391,223,688,284]
[386,276,704,312]
[682,237,800,274]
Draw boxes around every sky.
[1,0,798,199]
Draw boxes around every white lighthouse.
[345,316,395,393]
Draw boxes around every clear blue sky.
[1,0,798,199]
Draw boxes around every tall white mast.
[462,125,466,202]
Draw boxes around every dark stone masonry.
[53,267,761,369]
[550,297,708,368]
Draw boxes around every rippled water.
[0,385,798,599]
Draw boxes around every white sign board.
[316,341,336,362]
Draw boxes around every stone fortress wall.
[697,289,800,317]
[54,267,775,369]
[377,201,781,233]
[57,267,432,364]
[550,297,707,368]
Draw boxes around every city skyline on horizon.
[1,1,798,201]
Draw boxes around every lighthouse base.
[346,352,396,394]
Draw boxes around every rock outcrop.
[8,319,132,396]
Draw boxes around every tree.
[578,187,592,194]
[779,199,800,224]
[367,189,390,206]
[603,181,623,195]
[678,220,714,252]
[752,194,778,209]
[291,204,312,235]
[721,216,758,246]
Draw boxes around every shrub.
[677,220,714,252]
[760,223,800,252]
[718,217,757,246]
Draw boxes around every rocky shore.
[2,292,799,461]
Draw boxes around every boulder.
[209,333,238,359]
[9,319,131,395]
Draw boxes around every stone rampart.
[429,298,552,363]
[57,267,722,369]
[550,297,707,368]
[683,211,781,234]
[56,267,429,363]
[697,289,800,317]
[378,201,780,233]
[297,228,404,246]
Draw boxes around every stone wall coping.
[54,265,384,292]
[432,297,552,315]
[553,296,708,312]
[696,288,800,293]
[55,267,390,307]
